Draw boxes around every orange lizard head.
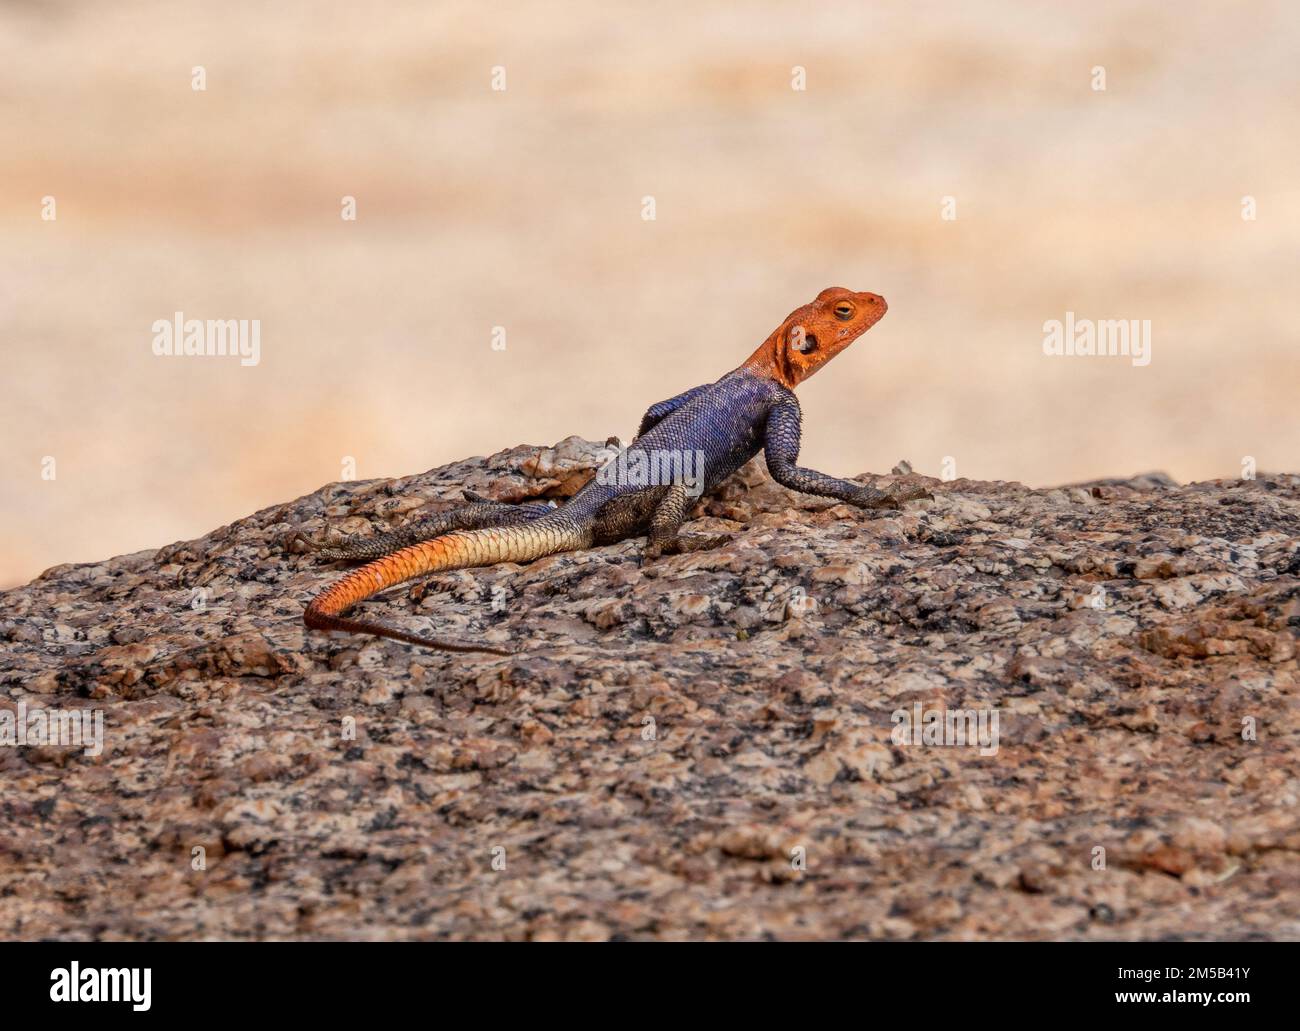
[741,287,887,389]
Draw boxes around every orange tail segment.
[303,522,581,654]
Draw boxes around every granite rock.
[1,437,1297,940]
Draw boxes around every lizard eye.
[833,302,855,321]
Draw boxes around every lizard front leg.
[636,383,711,439]
[296,496,554,562]
[763,396,931,512]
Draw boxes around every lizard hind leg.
[642,484,730,559]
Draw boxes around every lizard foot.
[291,528,369,562]
[889,484,934,504]
[848,483,933,515]
[644,532,734,560]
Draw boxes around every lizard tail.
[303,519,585,654]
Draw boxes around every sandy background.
[2,0,1297,587]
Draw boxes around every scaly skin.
[301,287,930,652]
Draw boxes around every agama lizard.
[299,287,929,653]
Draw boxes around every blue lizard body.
[302,287,930,651]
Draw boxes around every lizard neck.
[738,328,798,391]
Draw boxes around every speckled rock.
[1,437,1297,940]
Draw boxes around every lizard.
[298,286,930,653]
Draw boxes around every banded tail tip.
[303,607,513,656]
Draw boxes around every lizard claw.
[287,530,321,552]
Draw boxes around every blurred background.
[2,0,1297,587]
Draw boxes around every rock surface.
[1,437,1297,941]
